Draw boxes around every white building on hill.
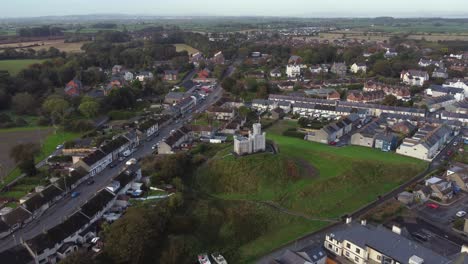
[234,123,266,155]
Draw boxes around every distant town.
[0,14,466,264]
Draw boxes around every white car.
[56,144,64,150]
[456,211,466,217]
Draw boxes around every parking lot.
[415,193,468,226]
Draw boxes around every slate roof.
[329,223,449,264]
[2,207,31,227]
[80,189,115,219]
[81,149,108,167]
[40,185,62,203]
[0,219,10,233]
[101,136,130,154]
[22,193,47,212]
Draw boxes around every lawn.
[0,59,44,75]
[173,43,200,55]
[195,120,428,261]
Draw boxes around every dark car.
[109,162,118,168]
[86,179,95,185]
[412,232,428,241]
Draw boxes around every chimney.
[361,219,367,226]
[462,245,468,253]
[392,225,402,235]
[345,217,352,224]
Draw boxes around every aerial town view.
[0,0,467,263]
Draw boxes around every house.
[364,81,411,101]
[384,48,398,58]
[212,51,225,65]
[103,76,124,96]
[391,120,416,136]
[351,118,392,150]
[122,70,134,81]
[310,64,328,74]
[24,211,90,264]
[374,132,398,152]
[21,185,63,218]
[112,65,124,75]
[277,81,295,91]
[306,117,354,144]
[1,206,32,231]
[100,136,131,161]
[429,180,453,202]
[414,185,432,202]
[426,85,465,101]
[64,78,83,97]
[400,70,429,86]
[172,96,196,115]
[207,106,235,121]
[80,189,115,221]
[164,92,186,105]
[136,118,159,141]
[397,191,415,205]
[221,116,246,134]
[112,164,142,195]
[432,68,448,79]
[158,126,192,154]
[286,64,302,78]
[350,63,367,74]
[270,68,282,78]
[443,79,468,96]
[271,108,285,120]
[446,163,468,192]
[426,95,457,112]
[136,71,154,82]
[347,90,385,103]
[0,219,10,239]
[418,58,444,68]
[331,62,347,77]
[190,52,204,67]
[288,55,303,65]
[56,242,79,261]
[234,123,266,155]
[163,70,178,81]
[396,124,452,161]
[324,222,450,264]
[73,149,112,176]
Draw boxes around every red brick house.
[64,79,83,97]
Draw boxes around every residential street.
[0,83,223,252]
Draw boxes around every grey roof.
[297,247,327,262]
[329,223,450,264]
[277,250,309,264]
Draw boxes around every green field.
[0,59,44,75]
[196,120,427,262]
[173,43,200,55]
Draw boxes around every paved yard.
[415,193,468,225]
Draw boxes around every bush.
[47,155,73,163]
[37,116,51,126]
[0,113,12,123]
[64,119,95,132]
[282,128,305,139]
[15,117,28,127]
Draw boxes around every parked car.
[211,253,228,264]
[329,141,337,146]
[122,150,131,157]
[412,232,428,242]
[456,211,467,217]
[426,203,439,209]
[109,161,118,168]
[86,179,95,185]
[152,144,158,150]
[71,192,80,198]
[56,144,64,150]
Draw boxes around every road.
[256,134,463,263]
[0,83,223,252]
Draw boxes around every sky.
[2,0,468,18]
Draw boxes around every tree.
[78,97,100,118]
[12,92,35,115]
[158,235,198,264]
[42,96,70,123]
[10,143,40,176]
[372,60,392,77]
[382,94,398,106]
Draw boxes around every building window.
[345,251,350,257]
[346,243,351,249]
[377,255,381,261]
[355,257,359,262]
[356,248,360,254]
[328,243,333,249]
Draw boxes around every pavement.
[0,83,223,252]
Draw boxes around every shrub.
[282,128,305,139]
[108,110,136,120]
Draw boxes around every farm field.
[196,120,427,262]
[173,43,199,55]
[0,127,79,189]
[0,59,44,75]
[0,39,88,53]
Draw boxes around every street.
[0,83,223,252]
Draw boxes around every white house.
[443,79,468,96]
[401,70,429,87]
[123,71,134,81]
[286,64,303,78]
[350,63,367,74]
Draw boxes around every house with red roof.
[64,79,83,97]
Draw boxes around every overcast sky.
[2,0,468,18]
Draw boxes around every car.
[329,141,337,146]
[86,179,95,185]
[109,161,118,168]
[426,203,439,209]
[198,253,211,264]
[122,150,131,157]
[152,144,158,150]
[453,142,459,146]
[71,192,80,198]
[447,150,453,156]
[412,232,428,242]
[56,144,64,150]
[211,253,228,264]
[456,211,467,217]
[126,158,137,166]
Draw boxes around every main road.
[0,83,223,252]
